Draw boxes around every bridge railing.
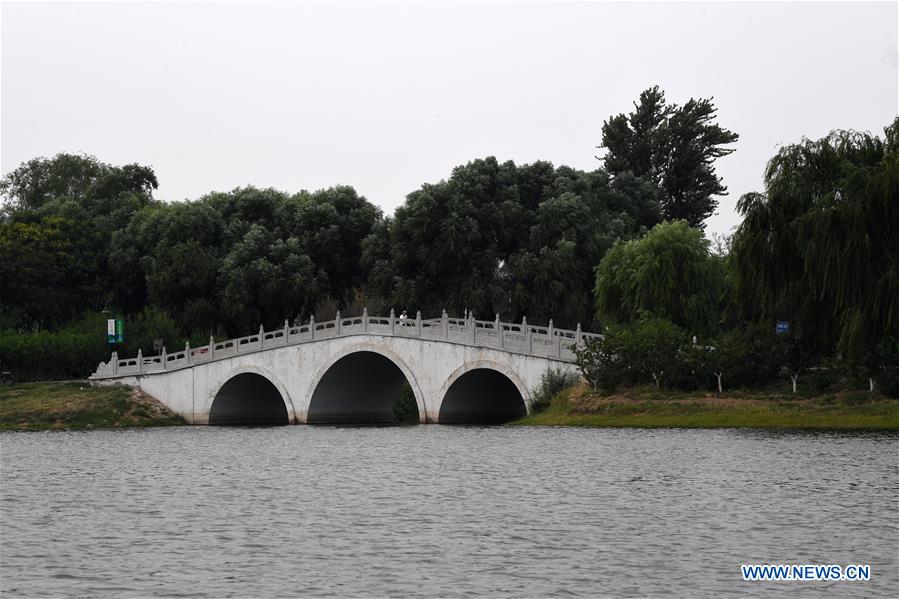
[92,309,601,378]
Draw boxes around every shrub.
[393,382,419,423]
[620,317,689,389]
[577,317,689,392]
[531,367,580,412]
[576,333,633,393]
[0,313,109,381]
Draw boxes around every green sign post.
[107,318,125,345]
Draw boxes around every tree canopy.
[109,185,381,336]
[363,158,661,328]
[732,118,899,366]
[0,153,158,328]
[594,220,726,334]
[600,86,739,227]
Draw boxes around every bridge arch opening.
[308,351,423,424]
[209,373,290,425]
[438,368,527,424]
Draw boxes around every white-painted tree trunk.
[869,377,875,392]
[790,373,798,393]
[716,373,723,394]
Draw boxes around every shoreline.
[510,384,899,431]
[0,382,185,431]
[3,382,898,432]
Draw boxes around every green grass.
[0,381,186,431]
[513,384,899,430]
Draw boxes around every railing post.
[415,311,422,336]
[111,351,118,375]
[259,325,265,350]
[310,315,316,340]
[496,314,503,348]
[363,307,369,333]
[137,349,144,373]
[389,308,395,335]
[185,342,191,364]
[575,323,582,347]
[442,308,448,338]
[161,346,167,370]
[470,314,476,344]
[548,320,560,357]
[284,319,290,344]
[209,336,215,359]
[336,310,342,336]
[523,316,532,353]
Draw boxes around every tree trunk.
[652,372,660,388]
[716,373,723,394]
[790,373,798,393]
[869,377,875,392]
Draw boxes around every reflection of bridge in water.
[91,310,597,424]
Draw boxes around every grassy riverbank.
[513,383,899,430]
[0,382,186,431]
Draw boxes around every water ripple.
[1,426,897,597]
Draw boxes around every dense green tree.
[732,118,899,381]
[108,185,379,337]
[365,158,660,328]
[0,153,156,213]
[0,154,158,329]
[218,225,325,332]
[594,220,726,334]
[600,86,739,227]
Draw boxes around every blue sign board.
[776,321,790,335]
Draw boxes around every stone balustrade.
[91,309,600,379]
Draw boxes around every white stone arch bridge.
[90,311,598,424]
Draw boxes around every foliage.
[393,382,419,423]
[594,220,726,334]
[363,158,660,329]
[732,118,899,367]
[530,367,581,412]
[0,153,158,329]
[119,307,183,356]
[0,309,191,382]
[689,325,781,393]
[621,317,689,388]
[0,313,110,381]
[600,86,739,227]
[774,330,820,393]
[576,334,631,394]
[577,317,689,392]
[109,185,380,337]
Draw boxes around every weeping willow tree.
[594,220,727,335]
[732,118,899,388]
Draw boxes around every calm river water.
[1,426,897,598]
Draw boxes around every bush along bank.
[515,382,899,430]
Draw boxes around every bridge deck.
[92,312,600,379]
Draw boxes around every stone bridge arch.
[301,340,427,424]
[436,359,530,424]
[208,364,297,425]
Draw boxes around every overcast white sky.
[2,1,897,235]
